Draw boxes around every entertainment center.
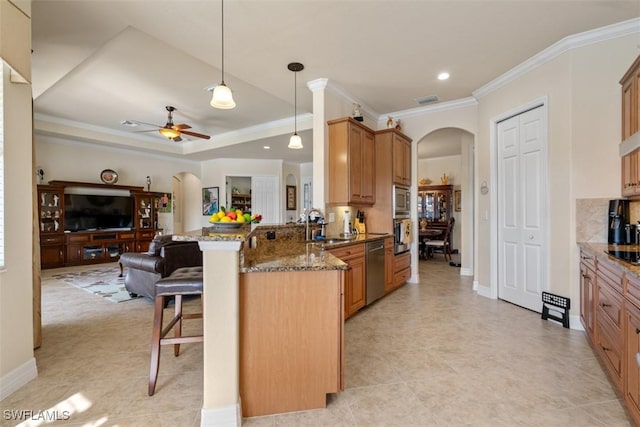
[38,180,165,269]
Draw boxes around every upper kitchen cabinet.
[327,117,376,205]
[621,55,640,142]
[620,55,640,197]
[376,129,412,187]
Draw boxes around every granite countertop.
[173,225,391,274]
[578,242,640,278]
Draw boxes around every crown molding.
[379,97,478,125]
[473,17,640,99]
[307,78,328,92]
[324,79,381,122]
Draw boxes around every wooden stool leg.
[149,295,165,396]
[174,295,183,357]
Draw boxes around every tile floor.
[1,258,635,426]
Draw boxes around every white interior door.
[252,176,280,224]
[497,105,547,312]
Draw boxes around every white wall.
[199,158,284,228]
[0,0,36,397]
[35,136,200,193]
[474,34,638,308]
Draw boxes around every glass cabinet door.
[425,193,435,220]
[437,192,448,222]
[417,192,424,218]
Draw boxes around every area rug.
[51,265,140,303]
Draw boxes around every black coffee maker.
[609,199,630,244]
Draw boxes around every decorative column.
[198,239,243,427]
[307,78,328,210]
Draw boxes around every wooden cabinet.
[384,237,394,293]
[594,258,624,390]
[327,117,376,206]
[37,185,65,268]
[231,193,251,213]
[579,249,596,339]
[392,251,411,290]
[624,300,640,426]
[621,55,640,142]
[418,185,453,230]
[132,191,161,230]
[328,243,366,319]
[376,128,411,187]
[239,269,344,416]
[65,231,135,266]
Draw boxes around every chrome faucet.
[305,207,323,241]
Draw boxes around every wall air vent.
[415,95,439,105]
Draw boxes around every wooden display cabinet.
[327,117,376,206]
[418,185,453,230]
[37,185,65,268]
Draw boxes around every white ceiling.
[31,1,640,163]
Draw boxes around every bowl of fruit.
[209,207,262,229]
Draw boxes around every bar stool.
[148,266,204,396]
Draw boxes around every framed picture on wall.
[454,190,461,212]
[286,185,297,210]
[202,187,219,215]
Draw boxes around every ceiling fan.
[127,106,211,142]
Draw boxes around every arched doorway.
[417,127,474,276]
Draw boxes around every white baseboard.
[476,284,495,299]
[201,401,242,427]
[460,267,473,276]
[570,314,584,331]
[0,357,37,401]
[472,280,479,291]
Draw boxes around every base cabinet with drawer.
[392,251,411,290]
[328,243,366,319]
[580,244,640,425]
[65,231,136,266]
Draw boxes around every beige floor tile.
[1,258,634,426]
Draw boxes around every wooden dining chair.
[425,218,455,261]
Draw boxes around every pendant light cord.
[294,70,297,134]
[221,0,225,84]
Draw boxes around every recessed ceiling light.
[437,72,450,81]
[263,146,271,150]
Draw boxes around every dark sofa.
[118,234,203,300]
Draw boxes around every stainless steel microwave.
[393,185,410,219]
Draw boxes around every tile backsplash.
[576,198,640,243]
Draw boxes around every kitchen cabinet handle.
[581,273,590,279]
[601,345,610,352]
[635,328,640,335]
[581,255,592,260]
[600,302,610,308]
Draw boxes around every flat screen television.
[64,194,133,232]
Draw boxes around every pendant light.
[288,62,304,149]
[210,0,236,109]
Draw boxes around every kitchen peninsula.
[174,224,390,422]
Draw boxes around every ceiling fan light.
[288,133,303,149]
[210,83,236,109]
[159,127,181,139]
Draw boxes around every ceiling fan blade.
[173,123,191,130]
[179,130,211,140]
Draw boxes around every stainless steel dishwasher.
[366,240,386,305]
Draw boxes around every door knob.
[529,234,534,240]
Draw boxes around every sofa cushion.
[147,234,173,256]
